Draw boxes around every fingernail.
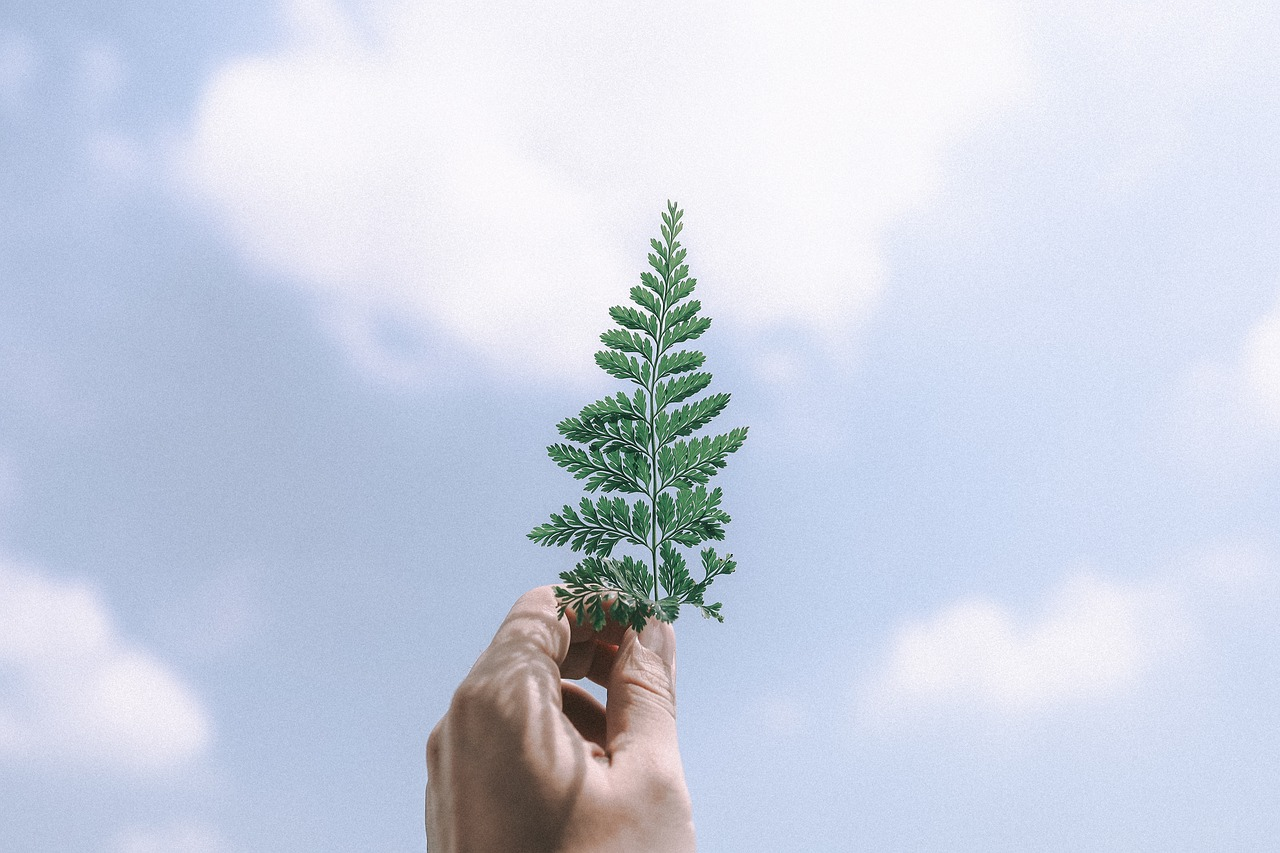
[638,620,675,667]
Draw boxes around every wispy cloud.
[110,821,237,853]
[175,0,1029,383]
[1173,289,1280,464]
[858,572,1186,720]
[1242,295,1280,428]
[0,559,212,773]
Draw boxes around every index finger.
[562,598,628,684]
[459,586,623,709]
[437,588,605,822]
[446,587,575,772]
[467,585,569,690]
[565,596,629,647]
[478,586,627,666]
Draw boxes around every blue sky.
[2,1,1279,850]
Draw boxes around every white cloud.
[1242,295,1280,428]
[176,0,1029,382]
[1175,291,1280,458]
[110,821,236,853]
[860,572,1185,719]
[1185,540,1277,593]
[0,559,212,773]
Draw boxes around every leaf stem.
[646,246,668,602]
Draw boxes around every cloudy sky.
[3,0,1279,850]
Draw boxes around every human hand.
[426,586,696,852]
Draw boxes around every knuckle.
[618,658,677,714]
[447,678,491,721]
[425,721,444,770]
[635,768,694,820]
[514,585,558,612]
[446,676,521,743]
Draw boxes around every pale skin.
[426,586,697,852]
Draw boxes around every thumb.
[605,618,681,770]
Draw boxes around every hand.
[426,586,696,852]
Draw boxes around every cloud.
[0,559,212,773]
[859,572,1186,719]
[110,821,236,853]
[175,0,1029,382]
[1242,295,1280,428]
[1174,291,1280,461]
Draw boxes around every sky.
[2,0,1279,850]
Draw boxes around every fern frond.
[655,349,705,380]
[608,305,658,338]
[595,350,648,384]
[657,427,749,490]
[534,201,746,626]
[528,495,650,555]
[580,389,646,425]
[547,444,650,494]
[629,285,662,316]
[600,328,653,360]
[665,299,702,327]
[663,315,712,350]
[656,392,731,443]
[667,275,696,304]
[555,556,654,631]
[661,486,730,548]
[655,372,713,410]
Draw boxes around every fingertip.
[497,586,573,663]
[564,601,629,646]
[637,618,676,672]
[603,620,681,765]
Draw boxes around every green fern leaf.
[531,202,747,626]
[656,349,705,380]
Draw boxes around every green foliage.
[529,202,747,628]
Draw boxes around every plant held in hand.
[529,202,747,631]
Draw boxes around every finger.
[438,587,605,836]
[605,618,682,774]
[565,601,629,646]
[472,584,567,668]
[462,586,622,724]
[453,587,571,748]
[562,599,626,685]
[561,637,620,686]
[560,681,608,752]
[587,641,618,687]
[425,718,450,848]
[561,636,595,680]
